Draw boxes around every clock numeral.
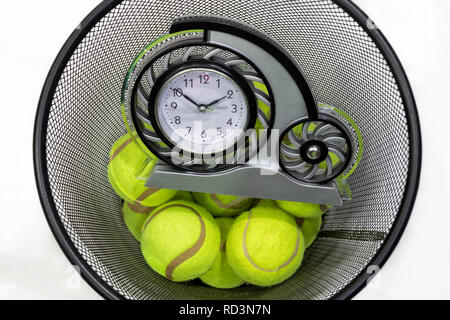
[172,88,183,97]
[186,127,192,134]
[184,79,193,88]
[201,130,207,139]
[199,74,210,85]
[227,90,234,99]
[217,127,223,135]
[171,102,177,109]
[216,79,221,88]
[227,118,233,126]
[175,116,181,125]
[231,104,238,113]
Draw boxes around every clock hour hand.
[182,93,201,108]
[204,96,227,108]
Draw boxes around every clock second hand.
[205,106,228,112]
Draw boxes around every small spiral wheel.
[280,117,351,183]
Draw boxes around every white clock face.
[155,67,250,154]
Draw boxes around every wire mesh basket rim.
[33,0,421,300]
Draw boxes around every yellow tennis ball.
[123,191,194,242]
[296,217,322,248]
[275,200,330,218]
[140,200,220,282]
[192,193,255,217]
[173,191,194,202]
[123,202,155,242]
[200,218,245,289]
[226,207,305,287]
[108,132,177,207]
[253,199,277,208]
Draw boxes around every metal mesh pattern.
[37,0,418,300]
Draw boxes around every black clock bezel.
[147,59,258,159]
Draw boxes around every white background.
[0,0,448,300]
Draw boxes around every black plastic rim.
[33,0,422,300]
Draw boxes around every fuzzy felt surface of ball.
[226,207,305,286]
[193,193,255,217]
[108,133,177,207]
[140,200,220,282]
[200,218,245,289]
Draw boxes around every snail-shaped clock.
[122,16,362,206]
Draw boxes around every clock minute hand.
[204,96,227,108]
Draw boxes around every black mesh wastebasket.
[34,0,421,300]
